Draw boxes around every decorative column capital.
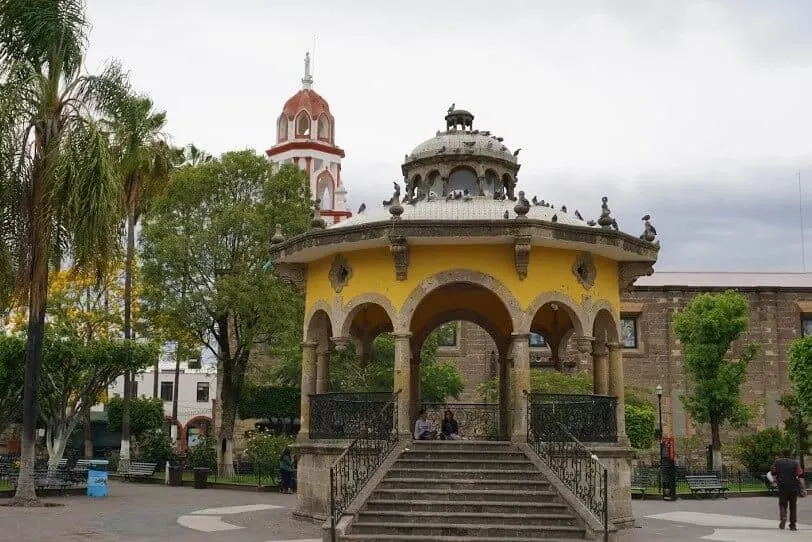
[607,342,624,352]
[330,336,350,351]
[574,335,594,354]
[301,340,318,349]
[511,332,531,340]
[393,332,413,341]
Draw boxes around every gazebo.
[268,107,659,529]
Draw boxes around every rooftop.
[635,271,812,289]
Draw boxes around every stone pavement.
[1,482,811,542]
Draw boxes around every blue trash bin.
[87,459,109,498]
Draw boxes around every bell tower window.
[277,114,288,142]
[296,111,311,137]
[318,115,331,141]
[317,172,334,210]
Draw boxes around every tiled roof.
[635,271,812,289]
[282,89,332,120]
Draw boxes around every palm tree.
[105,94,174,472]
[0,0,130,504]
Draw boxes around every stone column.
[574,335,594,370]
[393,333,412,438]
[592,341,609,396]
[298,341,318,440]
[315,350,330,394]
[607,342,627,440]
[498,356,511,440]
[409,354,420,429]
[511,332,531,442]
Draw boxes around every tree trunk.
[12,170,50,505]
[118,202,137,473]
[83,410,93,459]
[153,360,159,398]
[45,417,77,475]
[711,421,723,472]
[216,389,236,477]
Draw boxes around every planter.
[168,467,184,486]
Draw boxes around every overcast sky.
[84,0,812,272]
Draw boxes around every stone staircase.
[339,440,591,541]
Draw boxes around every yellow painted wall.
[305,244,620,317]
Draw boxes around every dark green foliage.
[186,435,217,470]
[0,332,24,433]
[245,431,293,483]
[788,336,812,418]
[625,403,657,450]
[107,395,165,439]
[137,430,176,466]
[779,393,811,459]
[735,427,794,475]
[238,387,300,420]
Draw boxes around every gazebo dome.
[407,131,518,165]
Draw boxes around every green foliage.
[788,336,812,419]
[672,290,757,445]
[625,403,657,450]
[0,333,24,433]
[186,435,217,470]
[779,393,811,458]
[735,427,794,475]
[137,430,176,466]
[107,395,165,439]
[238,387,300,420]
[244,431,293,480]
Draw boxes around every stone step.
[386,467,546,481]
[370,488,560,503]
[378,477,550,491]
[348,521,586,539]
[395,458,538,471]
[356,510,579,527]
[408,440,514,450]
[401,449,528,461]
[342,536,584,542]
[364,499,570,515]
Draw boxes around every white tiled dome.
[407,132,517,164]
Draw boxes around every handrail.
[329,390,399,542]
[526,393,610,542]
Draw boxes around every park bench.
[631,472,654,500]
[123,462,157,481]
[686,474,728,499]
[9,468,72,491]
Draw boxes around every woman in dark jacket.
[441,410,461,440]
[279,448,297,494]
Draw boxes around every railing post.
[603,467,609,542]
[330,468,336,542]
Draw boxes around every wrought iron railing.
[527,395,609,542]
[422,403,501,440]
[529,393,617,443]
[329,391,399,542]
[311,392,393,439]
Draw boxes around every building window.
[296,111,310,136]
[196,382,210,403]
[529,332,546,348]
[803,315,812,337]
[620,316,638,349]
[436,322,458,347]
[160,381,174,402]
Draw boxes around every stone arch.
[303,300,336,339]
[338,293,398,338]
[295,110,311,136]
[587,299,620,343]
[316,170,335,210]
[317,113,331,141]
[523,291,588,336]
[397,269,523,334]
[592,307,620,344]
[411,308,511,358]
[277,113,288,142]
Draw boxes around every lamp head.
[655,384,663,397]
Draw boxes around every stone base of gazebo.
[290,439,349,521]
[591,444,636,528]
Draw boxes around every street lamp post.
[655,384,663,440]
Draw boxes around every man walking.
[770,449,807,530]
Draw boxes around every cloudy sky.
[84,0,812,272]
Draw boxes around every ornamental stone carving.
[328,253,352,293]
[513,233,531,280]
[618,262,655,291]
[389,235,410,281]
[273,262,307,294]
[572,252,597,290]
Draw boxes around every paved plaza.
[1,482,811,541]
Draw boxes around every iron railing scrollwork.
[310,392,393,439]
[421,403,500,440]
[529,393,617,443]
[527,393,609,542]
[329,391,399,542]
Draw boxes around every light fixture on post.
[655,384,663,440]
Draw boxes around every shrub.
[186,435,217,470]
[238,386,300,420]
[625,403,656,450]
[138,430,177,467]
[735,427,794,475]
[245,431,293,483]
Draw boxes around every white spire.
[302,52,313,89]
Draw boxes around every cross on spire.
[302,52,313,89]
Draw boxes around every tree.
[141,154,312,475]
[779,393,810,469]
[106,395,164,440]
[0,0,130,504]
[735,427,795,475]
[106,92,174,472]
[672,290,758,471]
[0,332,24,435]
[788,336,812,419]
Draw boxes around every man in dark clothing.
[770,449,807,531]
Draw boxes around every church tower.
[266,53,351,224]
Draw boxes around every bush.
[735,427,794,475]
[138,430,177,467]
[245,431,293,482]
[186,435,217,470]
[238,387,300,420]
[105,449,120,472]
[625,403,656,450]
[107,395,165,439]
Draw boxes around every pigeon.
[503,210,510,219]
[496,136,504,142]
[574,210,583,220]
[551,214,558,223]
[532,195,540,205]
[463,141,476,147]
[357,203,366,214]
[513,148,521,156]
[611,218,619,230]
[448,102,455,113]
[587,220,597,226]
[561,205,567,213]
[436,145,447,154]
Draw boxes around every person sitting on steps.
[278,448,297,494]
[414,409,437,440]
[440,409,461,440]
